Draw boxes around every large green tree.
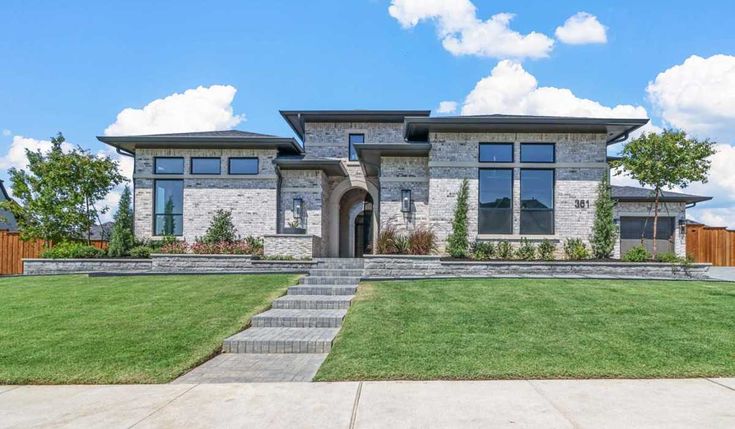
[612,129,715,256]
[107,186,134,257]
[0,133,126,244]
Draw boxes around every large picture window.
[520,169,554,234]
[479,143,513,162]
[478,169,513,234]
[228,157,259,175]
[154,157,184,174]
[348,133,364,161]
[521,143,555,163]
[154,180,183,236]
[191,157,221,175]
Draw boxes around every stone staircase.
[222,258,363,354]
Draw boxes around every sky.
[1,0,735,224]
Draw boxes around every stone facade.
[304,122,404,158]
[380,156,430,232]
[263,234,320,259]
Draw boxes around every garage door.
[620,216,675,255]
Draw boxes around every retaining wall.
[22,259,152,275]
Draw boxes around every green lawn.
[0,274,297,384]
[316,278,735,381]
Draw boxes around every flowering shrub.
[190,236,264,255]
[159,240,189,254]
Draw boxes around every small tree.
[446,178,469,258]
[200,209,238,243]
[590,175,617,259]
[107,186,134,257]
[613,129,715,256]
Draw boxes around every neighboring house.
[0,179,18,232]
[98,111,710,258]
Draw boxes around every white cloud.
[647,54,735,142]
[689,207,735,228]
[2,129,10,136]
[103,84,244,136]
[388,0,554,59]
[436,101,458,114]
[555,12,607,45]
[0,135,73,171]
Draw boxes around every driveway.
[1,378,734,428]
[708,266,735,281]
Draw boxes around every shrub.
[408,226,437,255]
[496,240,513,259]
[515,238,536,260]
[200,209,238,244]
[446,179,470,258]
[129,246,152,258]
[107,186,135,257]
[394,235,410,255]
[655,251,681,263]
[537,239,556,260]
[245,236,264,256]
[563,238,590,260]
[470,241,495,260]
[159,240,188,254]
[41,242,105,259]
[623,245,652,262]
[590,176,618,259]
[377,223,399,254]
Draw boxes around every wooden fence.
[686,224,735,266]
[0,230,107,275]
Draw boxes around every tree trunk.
[85,197,91,245]
[652,187,660,257]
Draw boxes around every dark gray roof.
[89,222,113,241]
[611,185,711,203]
[404,115,649,143]
[274,155,347,177]
[130,130,280,138]
[0,179,18,231]
[280,110,431,142]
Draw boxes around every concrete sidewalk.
[1,378,734,428]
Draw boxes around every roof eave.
[96,135,304,155]
[274,159,348,177]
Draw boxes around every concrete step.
[301,276,361,285]
[252,309,347,328]
[288,285,358,296]
[308,269,364,277]
[223,328,340,353]
[272,295,354,310]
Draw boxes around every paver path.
[174,258,363,383]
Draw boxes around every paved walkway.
[1,378,733,428]
[708,266,735,281]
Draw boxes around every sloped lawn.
[0,274,297,384]
[316,278,735,380]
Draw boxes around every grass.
[0,274,298,384]
[315,278,735,381]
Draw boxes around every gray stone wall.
[23,259,152,275]
[264,234,318,259]
[133,148,278,242]
[614,201,687,258]
[303,122,404,159]
[380,156,430,232]
[150,254,315,272]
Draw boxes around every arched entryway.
[338,189,374,257]
[328,179,380,258]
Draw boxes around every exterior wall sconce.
[293,197,303,219]
[679,218,687,235]
[363,199,373,212]
[401,189,412,213]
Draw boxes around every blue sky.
[2,0,735,223]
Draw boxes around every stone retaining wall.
[23,259,152,275]
[263,234,319,259]
[363,255,710,279]
[151,254,316,273]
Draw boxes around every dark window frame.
[519,168,555,235]
[190,157,221,175]
[153,179,184,236]
[228,157,259,175]
[520,143,556,163]
[479,142,514,163]
[478,168,514,234]
[348,133,365,161]
[153,156,185,175]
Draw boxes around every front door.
[354,210,373,257]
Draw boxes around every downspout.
[607,131,629,145]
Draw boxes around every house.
[98,111,711,258]
[0,179,18,232]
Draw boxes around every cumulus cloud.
[0,135,73,171]
[2,129,10,136]
[103,84,244,136]
[388,0,554,59]
[436,101,458,114]
[555,12,607,45]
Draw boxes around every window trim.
[153,179,184,236]
[519,168,555,235]
[228,157,259,175]
[153,156,185,175]
[348,133,365,161]
[520,143,556,163]
[478,142,514,163]
[190,157,221,175]
[478,168,514,235]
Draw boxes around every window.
[520,169,554,234]
[479,143,513,162]
[190,157,221,175]
[521,143,555,163]
[348,133,364,161]
[154,157,184,174]
[478,169,513,234]
[228,157,259,175]
[154,180,183,236]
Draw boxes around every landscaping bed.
[315,278,735,381]
[0,273,298,384]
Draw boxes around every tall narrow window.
[348,133,364,161]
[228,157,259,175]
[520,169,554,234]
[154,180,184,236]
[154,157,184,174]
[478,169,513,234]
[520,143,555,163]
[479,143,513,162]
[191,157,221,175]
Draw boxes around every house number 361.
[574,199,590,209]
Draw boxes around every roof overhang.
[280,110,431,142]
[274,157,348,177]
[404,115,650,144]
[96,135,303,155]
[614,195,712,204]
[353,143,431,176]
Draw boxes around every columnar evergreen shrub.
[200,209,238,244]
[107,186,135,257]
[590,176,617,259]
[446,179,469,258]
